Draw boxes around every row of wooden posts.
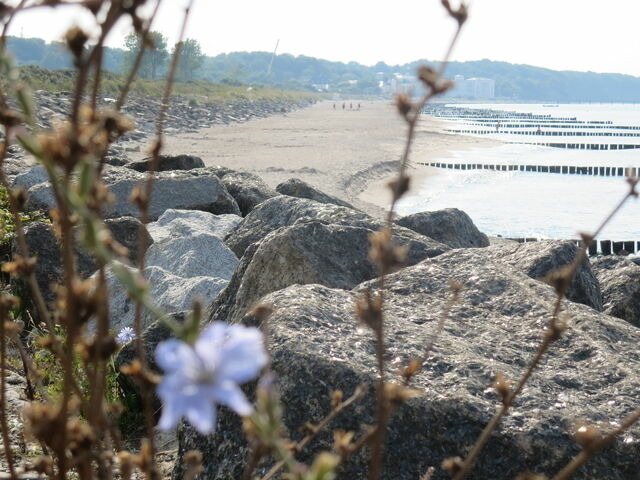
[505,237,638,256]
[456,121,640,130]
[446,128,640,137]
[421,161,638,176]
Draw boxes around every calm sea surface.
[400,104,640,240]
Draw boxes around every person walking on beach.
[333,103,336,109]
[342,102,345,110]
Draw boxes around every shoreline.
[134,100,500,218]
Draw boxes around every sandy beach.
[134,100,499,218]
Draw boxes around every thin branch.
[552,406,640,480]
[116,0,163,111]
[259,385,367,480]
[367,12,467,480]
[0,313,17,478]
[129,3,194,478]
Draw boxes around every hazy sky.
[8,0,640,76]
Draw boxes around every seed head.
[441,456,464,475]
[492,373,512,405]
[65,26,89,63]
[355,289,383,332]
[394,93,413,121]
[573,424,602,450]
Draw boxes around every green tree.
[122,31,168,79]
[174,38,204,81]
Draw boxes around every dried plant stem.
[0,164,55,340]
[452,297,562,480]
[10,334,36,400]
[88,265,110,424]
[0,135,84,408]
[0,0,27,46]
[552,406,640,480]
[116,0,163,111]
[404,284,461,386]
[368,325,388,480]
[368,18,466,480]
[0,314,17,478]
[260,386,366,480]
[129,4,194,477]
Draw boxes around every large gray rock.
[104,263,227,332]
[220,171,278,216]
[105,224,238,331]
[25,166,241,219]
[147,209,242,243]
[177,249,640,479]
[209,220,444,323]
[484,240,603,311]
[104,216,153,264]
[224,196,449,258]
[276,177,355,209]
[396,208,489,249]
[11,165,49,191]
[17,222,91,305]
[13,219,153,305]
[592,256,640,327]
[126,154,205,172]
[145,233,238,280]
[2,158,34,183]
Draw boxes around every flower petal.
[217,325,268,383]
[185,398,217,434]
[194,322,227,367]
[157,392,185,431]
[155,338,198,374]
[213,382,254,417]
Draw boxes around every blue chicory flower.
[116,326,136,345]
[155,322,268,434]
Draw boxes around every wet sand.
[135,100,499,218]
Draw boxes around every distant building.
[451,75,495,99]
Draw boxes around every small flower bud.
[333,430,355,456]
[395,93,413,121]
[626,174,639,198]
[0,2,12,21]
[543,264,573,297]
[402,358,422,381]
[384,382,420,408]
[369,228,409,272]
[492,373,512,405]
[388,174,411,201]
[331,390,343,408]
[574,424,601,450]
[355,290,383,332]
[441,456,464,475]
[417,65,441,91]
[65,26,89,63]
[441,0,468,26]
[10,186,27,210]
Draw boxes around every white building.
[451,75,495,99]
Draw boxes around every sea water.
[399,104,640,240]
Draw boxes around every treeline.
[6,36,640,101]
[196,54,640,102]
[6,34,204,83]
[6,36,122,72]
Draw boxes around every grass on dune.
[9,65,320,104]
